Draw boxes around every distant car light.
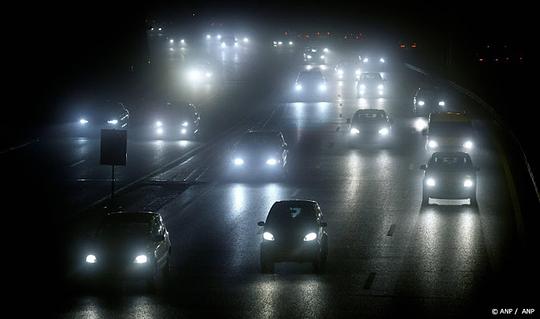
[277,41,283,46]
[378,127,389,136]
[438,101,446,106]
[263,232,275,241]
[464,179,474,188]
[181,128,187,134]
[319,83,327,91]
[303,232,317,241]
[377,84,384,90]
[266,158,278,166]
[134,255,148,264]
[180,39,185,44]
[295,84,303,91]
[363,58,369,63]
[169,39,174,44]
[418,100,425,106]
[156,128,164,135]
[182,121,189,127]
[85,254,96,264]
[426,177,436,187]
[323,48,329,53]
[221,42,227,48]
[79,118,89,125]
[320,55,325,59]
[233,158,244,166]
[463,140,474,149]
[307,55,312,59]
[428,140,438,148]
[206,34,211,40]
[217,34,222,40]
[243,37,249,43]
[288,41,294,46]
[107,119,118,125]
[414,118,428,131]
[155,121,163,127]
[350,128,360,135]
[379,57,385,63]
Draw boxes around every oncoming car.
[303,47,327,65]
[257,200,328,273]
[229,130,288,178]
[424,112,475,152]
[334,60,362,81]
[294,69,327,98]
[420,152,479,206]
[82,212,172,285]
[356,72,385,97]
[413,87,448,116]
[152,102,200,139]
[76,101,129,133]
[185,62,213,85]
[348,109,392,146]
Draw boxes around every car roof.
[353,109,387,116]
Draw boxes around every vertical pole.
[111,164,115,210]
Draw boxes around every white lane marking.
[69,159,86,168]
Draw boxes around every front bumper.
[261,241,319,262]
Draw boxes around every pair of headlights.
[85,254,148,264]
[295,84,327,91]
[428,140,473,150]
[425,177,474,188]
[417,100,445,107]
[233,158,278,166]
[79,119,118,125]
[350,127,389,136]
[263,232,317,241]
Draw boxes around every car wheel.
[260,252,274,274]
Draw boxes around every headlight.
[155,121,163,127]
[134,255,148,264]
[355,69,361,76]
[303,232,317,241]
[205,72,212,78]
[85,254,96,264]
[243,37,249,43]
[438,101,446,106]
[350,128,360,135]
[428,140,438,148]
[377,84,384,90]
[79,118,89,125]
[180,39,185,45]
[182,121,189,127]
[318,83,327,91]
[263,232,274,241]
[156,128,164,135]
[414,118,428,131]
[464,179,474,188]
[307,55,312,59]
[181,128,187,134]
[233,158,244,166]
[320,55,325,59]
[217,34,222,40]
[295,84,302,91]
[323,48,329,53]
[107,119,118,125]
[234,42,239,47]
[418,100,425,106]
[337,69,344,76]
[426,177,436,187]
[463,140,473,149]
[206,34,211,39]
[188,70,202,82]
[277,41,283,46]
[363,58,369,63]
[266,158,278,166]
[378,127,389,136]
[360,84,366,90]
[288,41,294,46]
[169,39,174,44]
[221,42,226,48]
[379,57,385,63]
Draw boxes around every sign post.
[100,129,127,210]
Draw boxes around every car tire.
[260,252,274,274]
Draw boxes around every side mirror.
[320,221,327,227]
[346,118,351,124]
[155,234,165,242]
[257,221,265,227]
[420,164,427,170]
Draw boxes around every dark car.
[356,72,385,97]
[303,46,327,64]
[229,130,288,178]
[425,112,475,152]
[257,200,328,273]
[152,102,200,139]
[76,101,129,133]
[348,109,392,145]
[413,87,448,116]
[294,70,327,97]
[420,152,479,206]
[220,35,238,48]
[82,212,172,284]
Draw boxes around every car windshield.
[238,133,281,148]
[98,219,152,238]
[429,155,473,170]
[353,112,385,123]
[298,72,323,82]
[360,73,382,80]
[430,121,473,135]
[266,202,317,226]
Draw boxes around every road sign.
[100,129,127,166]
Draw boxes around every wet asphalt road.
[46,60,539,318]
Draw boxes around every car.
[303,46,327,65]
[257,200,328,273]
[348,109,392,145]
[356,72,385,97]
[229,130,288,178]
[413,87,448,116]
[294,69,328,98]
[334,60,362,81]
[424,112,475,152]
[76,101,129,133]
[420,152,479,206]
[152,102,200,139]
[185,62,213,85]
[82,211,172,285]
[220,35,238,48]
[358,54,387,70]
